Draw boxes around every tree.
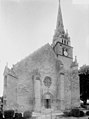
[0,97,3,112]
[79,65,89,105]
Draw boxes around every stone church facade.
[3,0,80,114]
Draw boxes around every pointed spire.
[56,0,64,33]
[53,0,65,42]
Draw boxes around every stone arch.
[43,92,53,99]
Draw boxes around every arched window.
[64,40,66,44]
[62,39,63,43]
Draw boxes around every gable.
[13,43,59,75]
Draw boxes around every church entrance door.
[43,93,52,109]
[44,99,51,109]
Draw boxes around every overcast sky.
[0,0,89,96]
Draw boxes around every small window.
[64,40,66,44]
[62,39,63,43]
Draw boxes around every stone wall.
[17,75,34,113]
[13,44,59,112]
[71,69,80,108]
[58,55,72,70]
[4,75,17,110]
[64,71,71,110]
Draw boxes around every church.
[3,0,80,115]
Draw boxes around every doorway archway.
[43,93,53,109]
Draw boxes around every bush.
[63,111,72,117]
[71,108,80,117]
[71,108,84,117]
[79,111,85,117]
[23,111,32,119]
[63,108,84,117]
[14,113,18,118]
[14,113,22,119]
[86,111,89,116]
[4,110,14,118]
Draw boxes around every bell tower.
[52,0,73,60]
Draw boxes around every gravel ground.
[58,116,89,119]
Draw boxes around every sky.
[0,0,89,96]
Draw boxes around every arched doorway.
[43,93,53,109]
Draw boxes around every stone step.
[41,109,54,114]
[36,115,55,119]
[32,111,63,117]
